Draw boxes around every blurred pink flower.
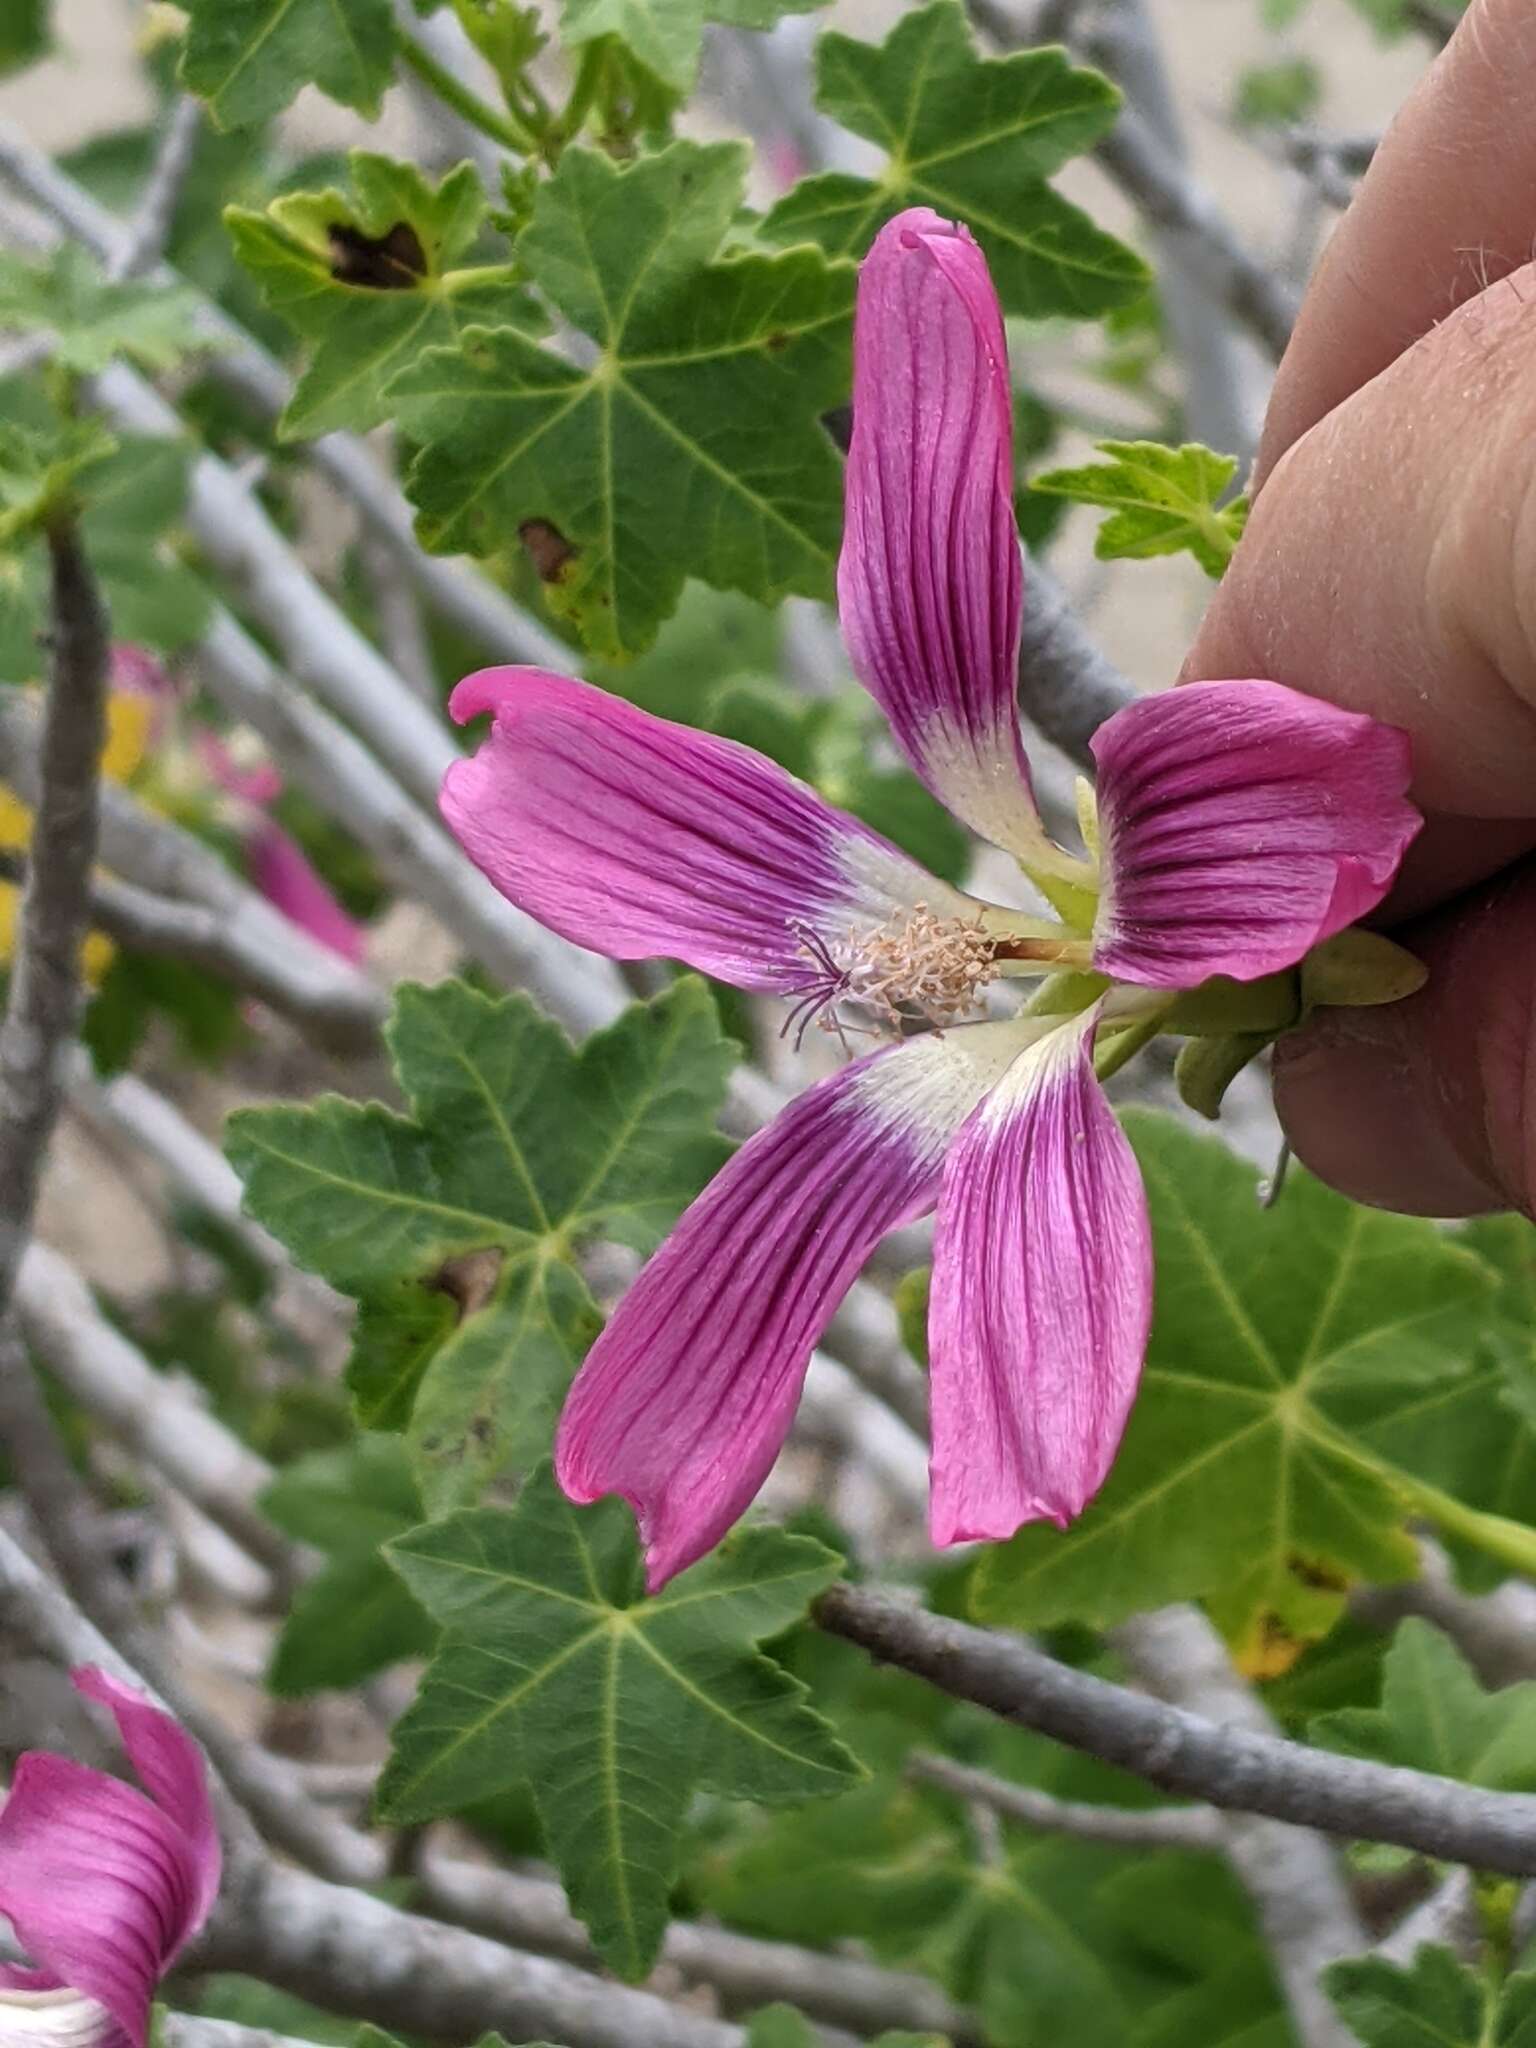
[0,1668,220,2048]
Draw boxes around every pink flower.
[439,208,1420,1589]
[197,732,366,966]
[0,1668,221,2048]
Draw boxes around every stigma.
[783,905,1001,1045]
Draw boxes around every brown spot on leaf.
[428,1248,504,1322]
[765,331,790,353]
[519,518,579,584]
[1286,1551,1349,1594]
[327,220,428,290]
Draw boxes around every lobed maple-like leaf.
[760,2,1146,318]
[227,977,737,1511]
[226,153,536,439]
[1311,1619,1536,1790]
[179,0,395,130]
[0,244,203,374]
[380,1464,859,1977]
[1326,1945,1536,2048]
[559,0,823,93]
[388,138,854,658]
[1029,439,1249,579]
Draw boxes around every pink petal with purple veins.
[1091,679,1420,988]
[249,824,366,966]
[556,1019,1036,1589]
[0,1676,218,2048]
[928,1006,1151,1546]
[840,210,1048,863]
[441,667,975,996]
[72,1670,220,1944]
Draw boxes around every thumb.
[1181,266,1536,1217]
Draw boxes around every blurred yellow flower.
[0,689,156,987]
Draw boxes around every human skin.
[1179,0,1536,1217]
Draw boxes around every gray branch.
[1017,547,1136,765]
[111,96,203,282]
[909,1749,1223,1850]
[198,1859,745,2048]
[0,694,386,1054]
[815,1583,1536,1876]
[1111,1606,1364,2048]
[967,0,1298,363]
[0,520,109,1316]
[1351,1537,1536,1688]
[1085,0,1259,466]
[12,1241,296,1580]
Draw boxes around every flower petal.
[249,824,366,965]
[556,1020,1036,1588]
[72,1670,221,1948]
[0,1757,199,2048]
[840,210,1045,862]
[0,1982,121,2048]
[1091,679,1420,987]
[928,1006,1151,1547]
[442,667,974,994]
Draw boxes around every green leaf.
[1233,58,1322,128]
[389,138,855,657]
[1030,440,1248,578]
[0,414,117,554]
[0,434,211,675]
[0,0,47,75]
[227,978,737,1509]
[1312,1619,1536,1790]
[262,1436,436,1695]
[380,1465,858,1977]
[0,245,204,374]
[971,1113,1496,1651]
[180,0,396,130]
[760,1,1146,319]
[1334,1216,1536,1595]
[226,153,535,439]
[710,1764,1181,2046]
[559,0,821,93]
[1326,1946,1536,2046]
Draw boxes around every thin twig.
[64,1053,345,1336]
[966,0,1298,362]
[111,96,203,282]
[12,1241,299,1580]
[1111,1606,1364,2048]
[815,1583,1536,1877]
[1082,0,1258,464]
[0,848,384,1053]
[0,519,109,1316]
[1376,1869,1479,1966]
[1350,1536,1536,1688]
[909,1750,1223,1850]
[0,694,385,1054]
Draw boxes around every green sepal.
[1174,1032,1271,1122]
[1301,928,1427,1011]
[1163,969,1300,1038]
